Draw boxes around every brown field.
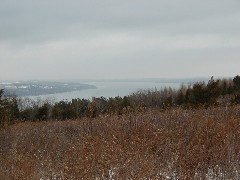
[0,106,240,179]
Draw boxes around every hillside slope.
[0,106,240,179]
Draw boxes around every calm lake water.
[26,80,183,102]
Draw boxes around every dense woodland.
[1,76,240,125]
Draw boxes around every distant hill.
[0,81,97,96]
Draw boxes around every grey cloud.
[1,0,240,43]
[0,0,240,80]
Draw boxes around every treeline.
[1,76,240,125]
[176,75,240,107]
[0,89,19,126]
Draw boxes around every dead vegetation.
[0,106,240,179]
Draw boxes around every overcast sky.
[0,0,240,80]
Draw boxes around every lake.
[26,80,185,101]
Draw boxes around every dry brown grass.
[0,106,240,179]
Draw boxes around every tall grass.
[0,106,240,179]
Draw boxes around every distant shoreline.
[0,81,97,97]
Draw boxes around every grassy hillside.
[1,106,240,179]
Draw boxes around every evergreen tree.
[233,75,240,90]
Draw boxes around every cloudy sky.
[0,0,240,80]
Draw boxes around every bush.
[1,106,240,179]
